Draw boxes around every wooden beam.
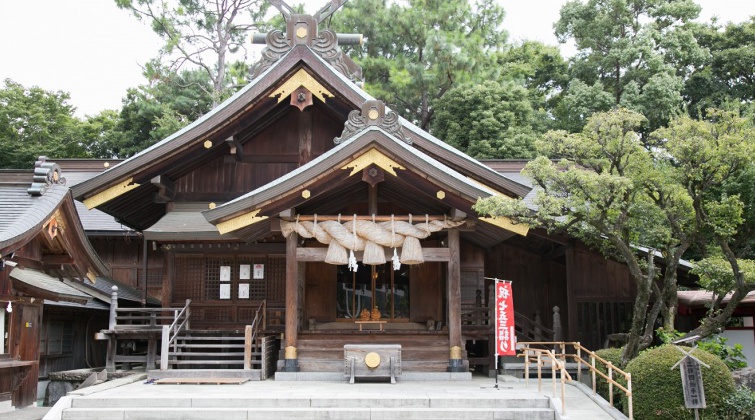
[296,247,451,262]
[224,136,245,162]
[151,175,175,204]
[41,254,75,265]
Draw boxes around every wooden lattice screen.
[173,254,284,302]
[174,255,205,300]
[266,255,286,304]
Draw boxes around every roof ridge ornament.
[28,156,66,196]
[250,1,363,84]
[334,100,410,145]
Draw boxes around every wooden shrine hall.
[70,1,640,378]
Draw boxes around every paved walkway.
[5,375,625,420]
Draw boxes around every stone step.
[70,395,551,409]
[62,407,554,420]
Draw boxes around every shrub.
[717,385,755,420]
[697,336,748,371]
[593,348,625,412]
[623,344,735,419]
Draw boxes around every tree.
[432,81,544,159]
[115,0,269,106]
[475,108,700,364]
[554,0,705,132]
[684,18,755,118]
[331,0,507,131]
[653,111,755,339]
[0,79,88,168]
[490,40,569,118]
[111,68,215,158]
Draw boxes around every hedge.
[623,344,735,419]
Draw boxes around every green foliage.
[697,336,747,371]
[115,0,269,103]
[554,0,704,132]
[332,0,507,131]
[432,81,544,158]
[717,386,755,420]
[624,345,735,419]
[110,68,214,157]
[0,79,89,168]
[685,18,755,118]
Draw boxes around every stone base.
[280,358,299,372]
[447,358,466,373]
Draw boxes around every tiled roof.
[9,267,91,304]
[0,183,67,252]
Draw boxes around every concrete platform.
[43,374,627,420]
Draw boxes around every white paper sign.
[220,266,231,281]
[219,284,231,299]
[239,283,250,299]
[239,264,251,280]
[253,264,264,279]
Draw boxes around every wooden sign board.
[680,356,706,409]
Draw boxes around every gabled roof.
[0,157,109,296]
[71,17,530,233]
[205,126,494,224]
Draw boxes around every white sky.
[0,0,752,117]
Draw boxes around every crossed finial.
[269,0,348,22]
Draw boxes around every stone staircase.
[59,389,556,419]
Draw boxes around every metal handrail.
[519,341,633,419]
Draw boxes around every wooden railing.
[244,300,266,370]
[519,346,572,416]
[160,299,192,370]
[519,342,633,419]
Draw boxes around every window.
[336,262,409,320]
[42,320,74,356]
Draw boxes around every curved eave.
[204,127,495,225]
[0,184,68,256]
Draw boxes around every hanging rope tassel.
[391,214,401,270]
[348,214,358,272]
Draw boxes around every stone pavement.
[33,374,626,420]
[0,406,51,420]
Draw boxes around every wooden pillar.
[447,228,464,372]
[161,250,174,308]
[565,245,578,342]
[283,232,300,371]
[141,238,148,307]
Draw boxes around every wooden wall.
[90,237,165,301]
[304,262,336,322]
[174,106,344,201]
[486,241,568,333]
[38,307,107,377]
